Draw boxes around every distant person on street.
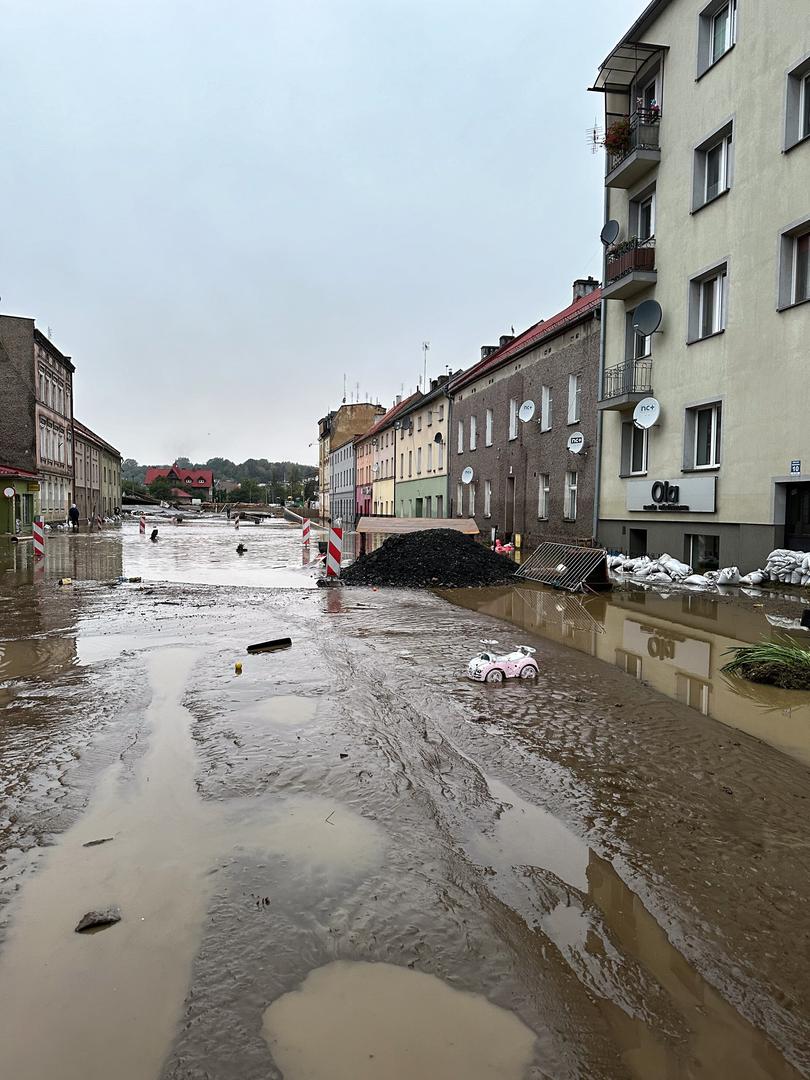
[68,503,80,532]
[226,505,231,520]
[150,527,159,542]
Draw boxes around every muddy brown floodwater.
[1,518,810,1079]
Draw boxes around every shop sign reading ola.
[626,476,717,513]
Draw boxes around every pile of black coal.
[341,529,515,588]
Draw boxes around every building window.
[427,409,433,426]
[468,482,476,517]
[686,534,720,572]
[786,59,810,149]
[456,483,463,517]
[417,415,422,432]
[693,123,733,210]
[427,443,433,471]
[778,219,810,308]
[688,263,728,341]
[637,193,655,240]
[567,373,581,424]
[621,420,648,476]
[457,420,464,453]
[540,386,552,431]
[408,450,412,477]
[400,453,404,478]
[438,403,444,421]
[538,474,549,519]
[698,0,736,76]
[416,447,422,474]
[564,471,577,521]
[470,415,477,450]
[485,408,493,446]
[684,402,722,469]
[508,399,518,440]
[484,480,491,518]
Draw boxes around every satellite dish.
[633,397,661,429]
[518,400,535,423]
[600,219,621,246]
[3,487,15,499]
[567,432,585,454]
[372,462,380,472]
[434,431,443,443]
[461,466,474,485]
[633,299,663,337]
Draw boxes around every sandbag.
[683,574,711,586]
[716,566,741,585]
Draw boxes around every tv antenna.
[586,118,604,154]
[422,341,430,392]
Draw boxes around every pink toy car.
[467,644,539,683]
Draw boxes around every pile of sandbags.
[764,549,810,586]
[608,552,693,585]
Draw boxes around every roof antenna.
[422,341,430,392]
[342,373,347,404]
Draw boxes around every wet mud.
[1,521,809,1079]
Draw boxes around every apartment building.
[74,421,122,522]
[354,393,421,517]
[329,439,356,525]
[317,403,383,522]
[593,0,810,570]
[449,281,601,546]
[395,377,452,518]
[0,316,75,525]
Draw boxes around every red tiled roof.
[357,392,423,443]
[145,465,214,487]
[450,288,602,394]
[0,465,39,479]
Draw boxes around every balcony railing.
[604,108,661,175]
[606,237,655,285]
[602,359,652,401]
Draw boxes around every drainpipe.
[592,176,610,547]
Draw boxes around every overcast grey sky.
[2,0,643,467]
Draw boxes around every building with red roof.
[145,464,214,501]
[449,278,601,547]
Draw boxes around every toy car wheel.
[519,666,538,679]
[485,669,504,684]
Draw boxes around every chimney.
[573,276,600,302]
[499,334,515,347]
[395,394,402,405]
[480,345,498,360]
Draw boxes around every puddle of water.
[445,583,810,766]
[471,773,588,891]
[261,960,538,1080]
[246,694,318,726]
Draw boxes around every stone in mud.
[75,907,122,933]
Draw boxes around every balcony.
[605,109,661,188]
[598,359,653,411]
[603,237,657,300]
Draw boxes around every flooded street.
[1,519,810,1079]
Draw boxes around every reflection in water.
[445,583,810,766]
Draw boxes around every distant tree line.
[122,456,318,506]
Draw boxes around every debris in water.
[82,837,115,848]
[340,529,515,589]
[235,661,243,675]
[75,907,122,933]
[247,637,292,654]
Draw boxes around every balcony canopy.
[590,41,668,94]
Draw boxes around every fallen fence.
[515,542,611,593]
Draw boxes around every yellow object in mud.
[235,661,243,675]
[58,578,73,586]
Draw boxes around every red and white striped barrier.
[32,518,45,558]
[326,526,342,578]
[235,514,240,531]
[139,514,146,535]
[302,518,311,547]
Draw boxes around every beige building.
[593,0,810,571]
[73,420,122,523]
[395,377,451,518]
[318,403,383,521]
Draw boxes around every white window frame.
[567,373,581,424]
[710,0,736,65]
[456,483,463,517]
[637,193,655,241]
[427,443,433,471]
[437,442,444,470]
[416,447,422,474]
[484,479,492,518]
[470,414,477,450]
[803,72,810,141]
[538,474,549,520]
[508,399,518,440]
[564,471,578,521]
[468,482,476,517]
[485,408,493,446]
[689,263,728,341]
[438,403,444,421]
[457,419,464,454]
[629,424,648,475]
[693,404,722,468]
[700,272,725,337]
[704,134,731,203]
[793,231,810,305]
[540,386,552,432]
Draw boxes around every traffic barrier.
[326,526,343,578]
[302,518,311,547]
[139,515,146,535]
[32,518,45,558]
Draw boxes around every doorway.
[436,495,443,518]
[785,483,810,550]
[505,476,515,538]
[415,498,423,518]
[629,528,647,557]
